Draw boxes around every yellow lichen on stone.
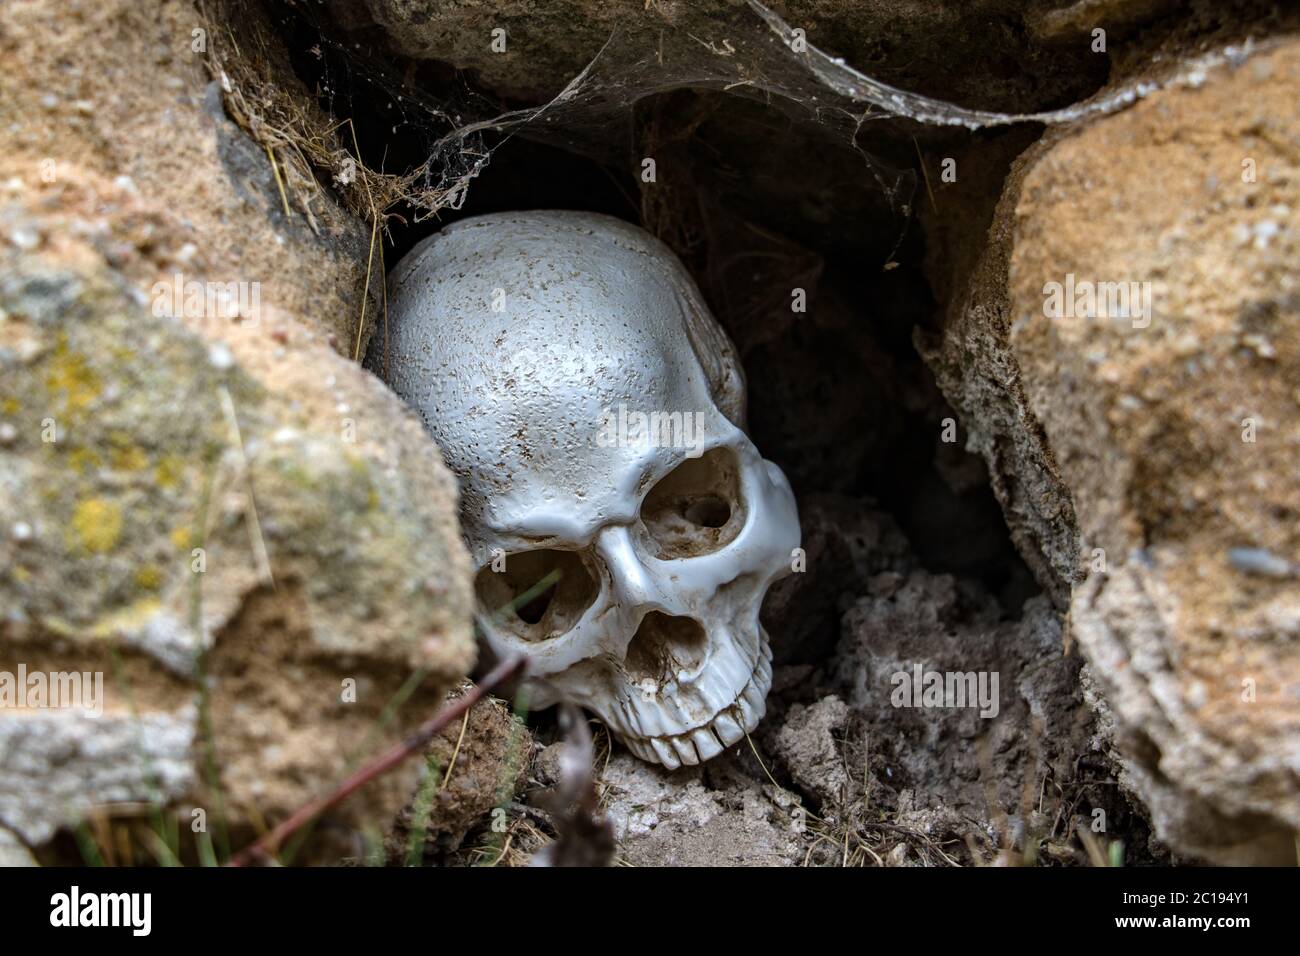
[345,451,380,511]
[109,443,149,472]
[68,447,102,474]
[70,498,123,553]
[134,564,162,590]
[45,333,101,417]
[155,455,184,489]
[46,598,164,640]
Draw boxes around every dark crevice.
[264,0,1045,627]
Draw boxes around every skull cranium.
[381,211,800,769]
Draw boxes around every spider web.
[277,0,1258,229]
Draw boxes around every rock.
[830,570,1098,846]
[0,0,475,860]
[0,0,377,356]
[915,126,1079,608]
[533,742,566,789]
[0,231,474,857]
[340,0,1106,114]
[598,752,803,866]
[920,36,1300,862]
[0,828,37,867]
[0,703,198,850]
[771,695,850,811]
[389,691,532,861]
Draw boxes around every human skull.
[380,210,800,769]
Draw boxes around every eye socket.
[475,548,598,642]
[637,447,746,559]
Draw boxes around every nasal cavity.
[624,612,709,684]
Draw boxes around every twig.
[228,655,527,866]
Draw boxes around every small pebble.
[1228,547,1293,578]
[208,342,234,370]
[8,227,39,250]
[1253,220,1280,249]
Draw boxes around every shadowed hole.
[639,447,745,558]
[624,611,709,684]
[474,548,598,641]
[684,494,730,527]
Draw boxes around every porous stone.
[830,570,1097,842]
[771,695,850,810]
[0,0,475,859]
[389,691,533,860]
[0,0,377,355]
[0,828,38,867]
[1009,39,1300,864]
[598,751,803,866]
[920,37,1300,863]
